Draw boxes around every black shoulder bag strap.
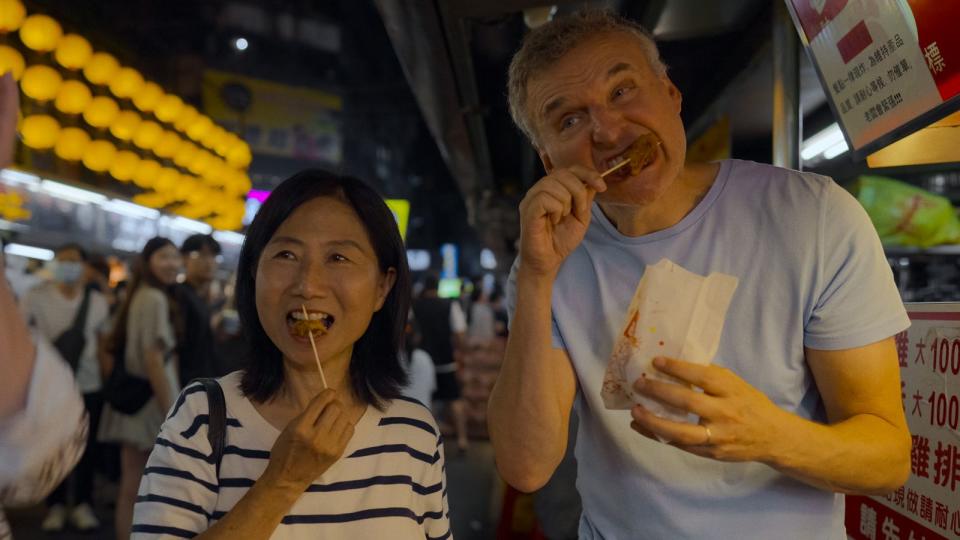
[196,378,227,478]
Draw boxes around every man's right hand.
[518,166,606,277]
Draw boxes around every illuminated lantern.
[108,67,143,100]
[108,110,141,141]
[109,150,140,182]
[82,96,119,128]
[173,176,195,201]
[154,167,180,193]
[173,142,197,169]
[227,143,252,169]
[0,0,27,32]
[20,65,62,102]
[186,115,213,142]
[133,82,163,113]
[213,129,233,157]
[20,115,60,149]
[54,80,92,115]
[54,127,90,161]
[202,125,224,152]
[155,94,183,123]
[188,150,215,176]
[154,131,181,159]
[133,192,165,209]
[133,159,160,188]
[83,52,119,86]
[54,34,93,70]
[174,104,198,132]
[0,45,25,80]
[132,120,162,150]
[82,140,117,172]
[186,185,208,206]
[19,14,62,52]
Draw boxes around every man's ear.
[662,75,683,113]
[538,149,555,173]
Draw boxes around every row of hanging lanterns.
[0,0,248,230]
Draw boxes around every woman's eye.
[273,250,296,260]
[330,253,350,263]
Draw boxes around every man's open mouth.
[287,310,335,338]
[601,134,661,179]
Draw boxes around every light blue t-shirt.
[507,159,910,539]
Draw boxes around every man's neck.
[185,276,210,297]
[56,281,81,299]
[598,162,720,237]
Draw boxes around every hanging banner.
[846,303,960,539]
[785,0,960,157]
[203,70,342,164]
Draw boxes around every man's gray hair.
[507,8,667,145]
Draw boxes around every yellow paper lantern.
[54,127,90,161]
[133,192,165,209]
[82,96,119,128]
[174,104,198,132]
[132,120,162,150]
[19,14,62,53]
[213,129,233,157]
[173,176,195,201]
[108,110,141,141]
[133,81,163,113]
[0,0,27,32]
[155,94,183,124]
[188,150,215,176]
[83,52,119,86]
[186,115,213,142]
[154,131,182,159]
[227,144,252,169]
[133,159,161,188]
[54,34,93,70]
[54,80,92,115]
[154,167,180,193]
[108,67,143,100]
[109,150,140,182]
[173,141,197,169]
[82,140,117,172]
[20,65,62,102]
[0,45,25,81]
[19,115,60,149]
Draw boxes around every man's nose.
[590,106,624,146]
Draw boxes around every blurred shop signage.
[786,0,960,157]
[385,199,410,241]
[203,70,342,164]
[440,243,458,279]
[846,304,960,540]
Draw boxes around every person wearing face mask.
[97,237,184,540]
[21,243,109,533]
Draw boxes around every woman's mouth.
[287,310,335,339]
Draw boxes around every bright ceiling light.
[213,230,245,245]
[480,248,497,270]
[234,37,249,51]
[4,242,54,261]
[822,140,849,160]
[102,199,160,219]
[801,123,846,161]
[39,179,107,204]
[0,168,40,186]
[171,216,213,234]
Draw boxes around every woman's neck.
[277,351,363,413]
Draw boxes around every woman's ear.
[375,268,397,312]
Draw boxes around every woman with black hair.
[133,170,451,539]
[98,236,183,540]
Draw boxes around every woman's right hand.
[262,389,355,492]
[518,165,606,278]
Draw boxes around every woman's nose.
[293,259,330,298]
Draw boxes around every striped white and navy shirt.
[132,371,451,539]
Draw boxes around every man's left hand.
[630,356,796,462]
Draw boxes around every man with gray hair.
[488,9,910,539]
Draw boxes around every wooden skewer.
[301,304,328,389]
[600,158,631,178]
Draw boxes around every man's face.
[527,33,687,207]
[185,246,218,283]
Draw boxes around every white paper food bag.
[601,259,739,423]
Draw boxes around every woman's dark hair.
[237,169,411,409]
[108,237,183,356]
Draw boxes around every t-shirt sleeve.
[804,180,910,350]
[449,301,467,334]
[422,431,451,540]
[135,289,176,355]
[132,382,218,538]
[506,258,566,350]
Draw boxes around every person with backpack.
[21,243,109,533]
[97,237,183,540]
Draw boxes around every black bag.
[194,378,227,477]
[102,342,153,415]
[53,289,91,372]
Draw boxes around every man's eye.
[560,115,580,130]
[612,86,633,100]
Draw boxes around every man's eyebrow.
[607,62,632,78]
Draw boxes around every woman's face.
[255,196,396,371]
[148,244,182,286]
